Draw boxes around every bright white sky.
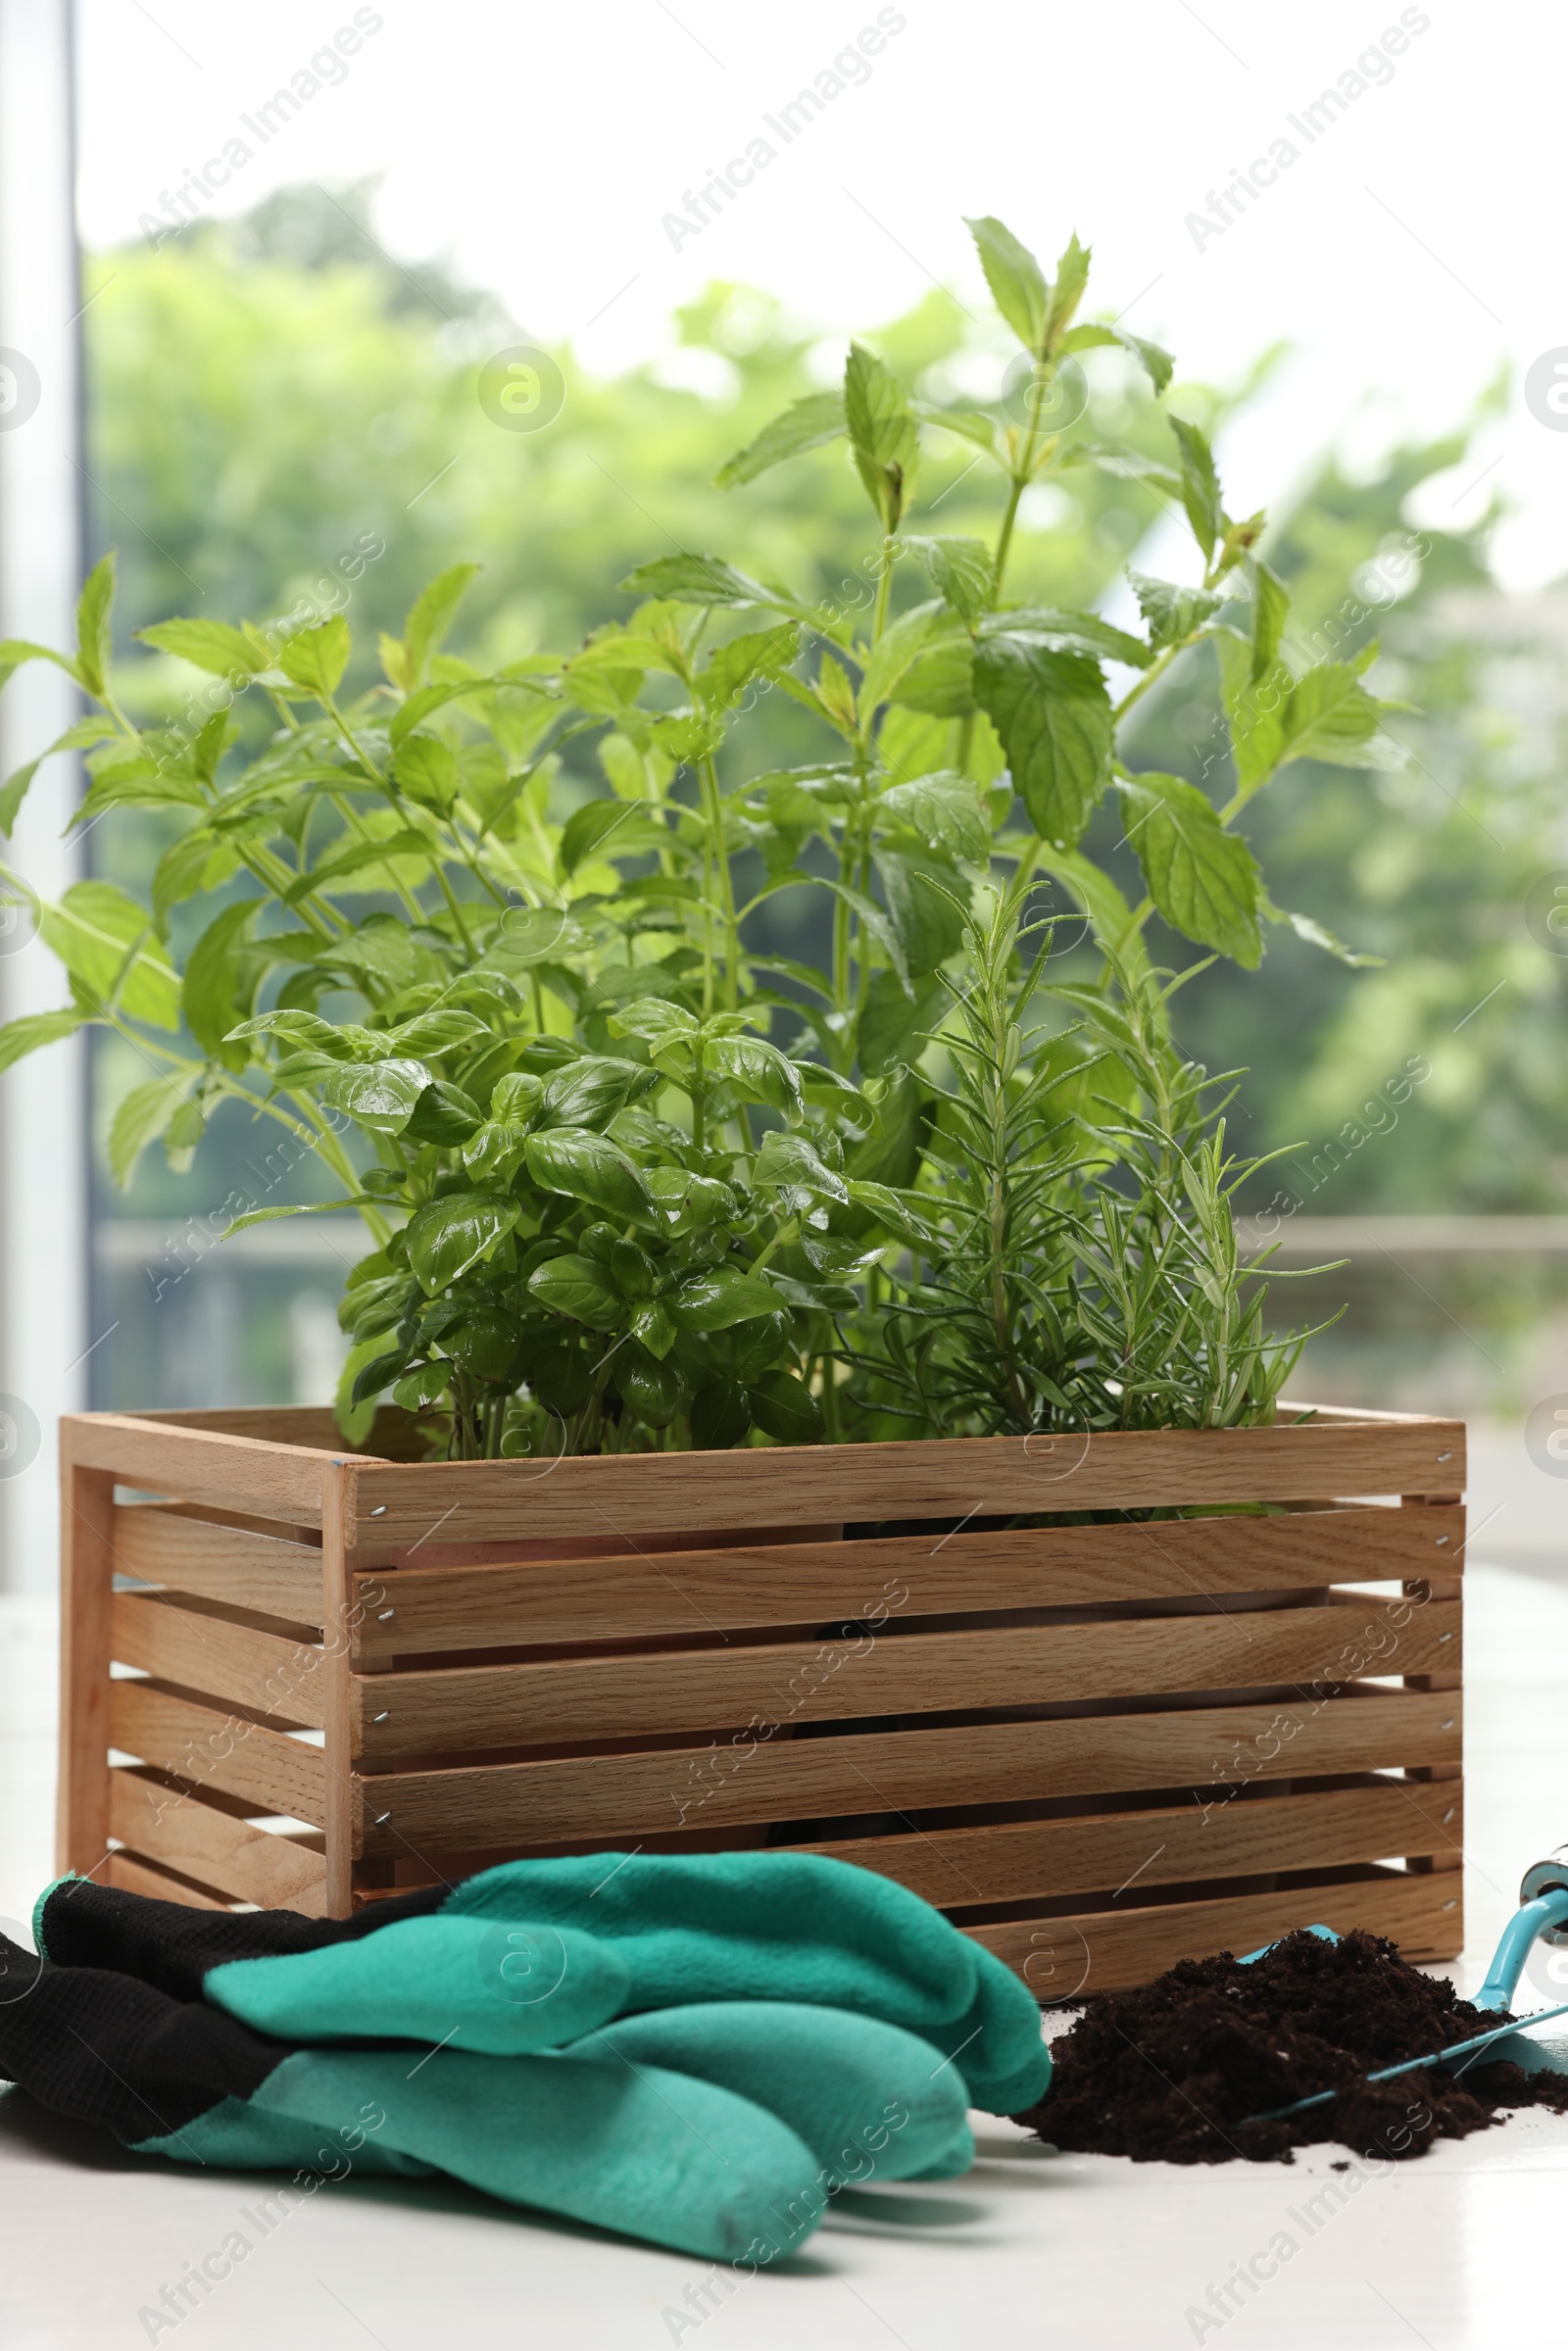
[75,0,1568,585]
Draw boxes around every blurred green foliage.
[82,183,1568,1227]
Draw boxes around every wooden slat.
[342,1419,1465,1543]
[59,1408,1465,1541]
[321,1460,359,1916]
[971,1870,1463,1999]
[113,1505,322,1627]
[109,1767,328,1912]
[112,1592,326,1730]
[352,1689,1462,1854]
[63,1412,335,1524]
[128,1404,433,1461]
[354,1503,1461,1656]
[787,1781,1462,1911]
[57,1440,116,1878]
[105,1851,235,1911]
[110,1681,328,1826]
[350,1597,1460,1756]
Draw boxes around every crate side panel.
[65,1414,329,1524]
[114,1505,323,1627]
[109,1767,328,1911]
[347,1421,1466,1544]
[112,1593,327,1730]
[782,1781,1462,1910]
[104,1851,237,1911]
[350,1598,1460,1756]
[971,1871,1463,1999]
[353,1503,1462,1656]
[110,1682,329,1826]
[354,1690,1463,1854]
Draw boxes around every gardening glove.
[37,1849,1050,2114]
[0,1932,967,2259]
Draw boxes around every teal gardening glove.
[9,1852,1050,2259]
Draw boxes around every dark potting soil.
[1011,1928,1568,2165]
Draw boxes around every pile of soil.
[1012,1928,1568,2164]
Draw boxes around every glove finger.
[36,1856,1052,2110]
[924,1946,1053,2114]
[581,2001,970,2184]
[904,2130,977,2179]
[447,1850,962,2019]
[251,2044,829,2264]
[204,1916,627,2055]
[0,1931,429,2181]
[34,1874,443,1999]
[446,1851,1052,2112]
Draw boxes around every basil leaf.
[406,1192,522,1293]
[526,1252,623,1330]
[322,1057,433,1133]
[524,1128,657,1221]
[669,1267,785,1331]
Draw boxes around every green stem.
[233,846,342,942]
[991,475,1028,603]
[430,860,478,960]
[690,1037,707,1156]
[1112,634,1198,723]
[699,754,739,1012]
[871,542,894,641]
[327,790,424,926]
[991,364,1054,601]
[818,1345,843,1442]
[832,824,858,1058]
[746,1217,797,1277]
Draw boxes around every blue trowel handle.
[1475,1883,1568,2013]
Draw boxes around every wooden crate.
[58,1402,1465,1996]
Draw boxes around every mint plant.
[0,216,1387,1455]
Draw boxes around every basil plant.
[0,217,1395,1457]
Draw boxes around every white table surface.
[1,1419,1564,2351]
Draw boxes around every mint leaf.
[856,599,946,718]
[899,535,994,626]
[1281,661,1405,769]
[108,1073,191,1188]
[136,618,269,678]
[990,605,1153,669]
[876,772,990,861]
[1043,231,1092,346]
[74,554,116,700]
[401,563,480,691]
[1118,770,1260,967]
[964,215,1049,351]
[181,899,256,1059]
[844,342,919,532]
[1168,417,1224,561]
[1059,321,1174,393]
[972,634,1114,848]
[1128,570,1224,649]
[1265,899,1385,967]
[714,391,845,488]
[0,1007,84,1074]
[278,615,351,698]
[617,553,780,610]
[1249,558,1289,682]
